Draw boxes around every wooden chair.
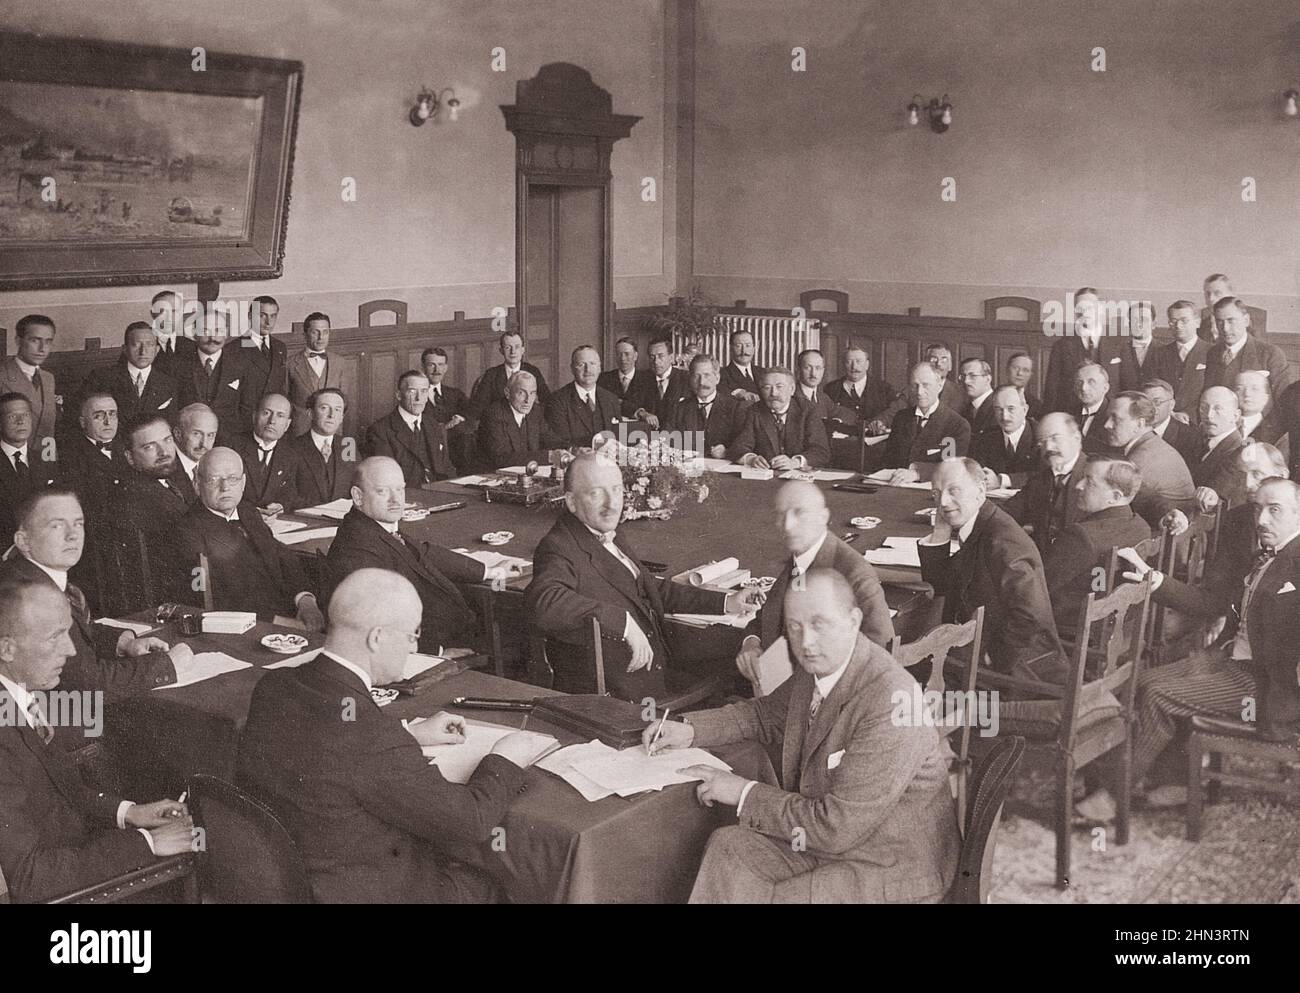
[1185,716,1300,841]
[967,579,1153,888]
[45,855,199,906]
[470,584,520,678]
[889,606,985,825]
[1148,508,1221,667]
[944,735,1027,904]
[530,617,729,711]
[90,525,157,616]
[198,551,215,611]
[188,773,312,904]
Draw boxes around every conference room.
[1,0,1298,915]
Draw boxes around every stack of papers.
[95,617,155,636]
[274,526,339,546]
[694,457,735,472]
[740,466,774,481]
[987,487,1021,500]
[863,536,922,567]
[266,517,307,536]
[410,721,559,784]
[297,498,354,520]
[448,474,507,487]
[777,469,857,482]
[566,743,732,798]
[155,651,252,690]
[451,548,533,574]
[865,469,931,490]
[665,612,753,629]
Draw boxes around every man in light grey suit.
[0,315,58,442]
[647,569,959,903]
[287,312,344,436]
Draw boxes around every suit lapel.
[782,670,814,789]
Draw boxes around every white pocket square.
[827,749,845,770]
[1109,356,1121,363]
[158,398,171,409]
[1278,582,1296,594]
[1195,363,1206,370]
[228,378,240,389]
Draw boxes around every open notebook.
[406,720,559,784]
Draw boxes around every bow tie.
[307,351,326,359]
[1254,546,1277,570]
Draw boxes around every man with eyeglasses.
[1141,378,1198,465]
[1152,301,1211,420]
[364,370,455,487]
[956,357,997,436]
[174,447,323,629]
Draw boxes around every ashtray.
[850,516,882,529]
[402,507,431,522]
[370,687,399,707]
[261,633,309,654]
[482,530,514,546]
[744,576,777,591]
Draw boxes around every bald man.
[736,481,893,686]
[172,402,219,505]
[1193,387,1247,509]
[326,457,517,655]
[526,453,761,700]
[173,448,324,629]
[238,569,539,903]
[647,569,959,904]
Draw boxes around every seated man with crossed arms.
[646,569,959,904]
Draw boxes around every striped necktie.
[27,698,53,745]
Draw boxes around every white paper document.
[865,469,931,490]
[536,740,620,801]
[986,487,1021,500]
[687,557,740,587]
[154,651,252,690]
[274,526,339,545]
[569,746,733,797]
[665,612,752,629]
[500,464,554,478]
[778,469,856,482]
[263,650,318,670]
[296,498,354,520]
[411,721,558,784]
[740,466,775,481]
[862,536,922,568]
[754,636,794,695]
[94,617,155,636]
[451,549,533,574]
[710,463,746,474]
[695,457,735,471]
[266,517,308,536]
[448,474,507,487]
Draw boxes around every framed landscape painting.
[0,32,302,289]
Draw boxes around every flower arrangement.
[594,437,713,522]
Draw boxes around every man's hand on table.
[491,731,547,768]
[740,453,770,470]
[682,766,749,808]
[484,563,523,586]
[296,593,325,633]
[117,632,172,657]
[124,799,189,829]
[446,414,466,430]
[642,717,694,754]
[148,818,198,856]
[885,467,919,485]
[259,503,284,519]
[735,635,762,685]
[407,711,466,747]
[724,588,765,615]
[708,444,727,459]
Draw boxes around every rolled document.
[688,557,740,587]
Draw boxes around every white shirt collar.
[1153,418,1170,437]
[510,406,527,427]
[310,430,334,448]
[793,530,830,575]
[1081,399,1103,415]
[813,644,855,701]
[13,357,39,379]
[206,505,240,522]
[769,403,791,418]
[254,435,278,452]
[397,406,421,431]
[248,330,266,349]
[1177,339,1194,360]
[504,362,522,377]
[915,401,940,419]
[23,554,68,591]
[177,451,198,477]
[319,650,372,692]
[799,384,818,401]
[306,350,327,364]
[696,392,717,406]
[955,514,978,545]
[1271,529,1300,555]
[129,364,152,385]
[1004,423,1025,448]
[1,440,26,459]
[0,672,37,730]
[1226,337,1247,360]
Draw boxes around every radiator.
[674,314,822,371]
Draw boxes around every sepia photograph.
[0,0,1296,957]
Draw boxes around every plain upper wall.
[0,0,671,350]
[692,0,1300,330]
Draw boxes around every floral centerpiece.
[594,436,713,522]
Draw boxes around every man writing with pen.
[643,569,960,904]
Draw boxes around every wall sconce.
[1284,89,1299,118]
[409,87,461,126]
[907,93,953,133]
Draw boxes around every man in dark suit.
[1043,456,1152,643]
[734,481,893,687]
[231,393,297,514]
[918,458,1066,683]
[794,348,859,434]
[282,388,356,509]
[420,346,471,466]
[1,488,184,703]
[171,403,217,505]
[1204,297,1294,395]
[0,315,58,443]
[0,576,194,903]
[923,344,965,411]
[544,345,622,449]
[1101,391,1196,528]
[972,385,1038,488]
[148,289,199,380]
[287,312,343,437]
[597,337,653,418]
[719,329,765,403]
[235,295,290,429]
[1193,387,1248,509]
[662,354,747,458]
[1235,370,1286,448]
[175,448,324,628]
[1044,288,1138,411]
[237,568,536,904]
[1004,352,1044,419]
[632,338,692,427]
[526,453,761,700]
[1144,378,1200,465]
[648,569,959,905]
[55,393,125,525]
[365,370,456,488]
[1125,301,1161,384]
[83,322,177,428]
[1,393,59,550]
[827,345,897,426]
[729,369,830,470]
[325,458,516,655]
[878,363,971,481]
[1152,301,1212,419]
[174,317,249,434]
[1118,479,1300,800]
[1004,413,1088,553]
[475,370,560,470]
[1196,273,1233,343]
[1073,361,1112,452]
[467,331,550,423]
[957,357,998,437]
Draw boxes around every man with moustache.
[597,337,652,418]
[174,311,248,433]
[171,402,218,505]
[1044,288,1138,412]
[663,354,747,458]
[283,388,356,508]
[878,362,971,484]
[287,312,344,437]
[922,344,965,411]
[729,368,830,470]
[83,321,176,426]
[365,370,456,488]
[230,393,297,516]
[971,385,1039,489]
[544,345,622,449]
[719,329,765,403]
[827,345,897,427]
[1143,378,1199,465]
[475,370,561,470]
[1153,300,1212,419]
[1192,387,1248,511]
[1099,391,1196,528]
[175,448,324,629]
[632,338,692,429]
[1073,361,1112,452]
[1,394,60,551]
[1003,412,1087,553]
[55,393,125,515]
